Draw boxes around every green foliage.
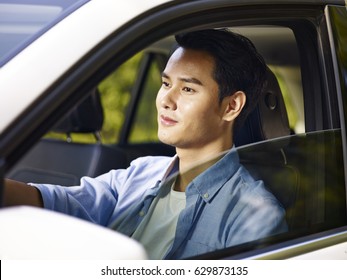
[128,60,161,143]
[99,52,143,144]
[45,53,144,144]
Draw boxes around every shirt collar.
[187,147,241,202]
[162,155,179,180]
[157,148,241,202]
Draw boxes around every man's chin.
[158,138,175,147]
[158,133,177,147]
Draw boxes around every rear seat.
[7,88,127,185]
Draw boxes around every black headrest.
[53,88,104,134]
[234,68,290,146]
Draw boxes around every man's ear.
[222,91,246,122]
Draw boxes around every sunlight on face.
[156,48,231,151]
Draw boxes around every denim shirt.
[33,148,287,259]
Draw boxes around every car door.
[1,0,346,259]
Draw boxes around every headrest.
[234,68,290,146]
[53,88,104,134]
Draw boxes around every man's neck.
[174,142,233,192]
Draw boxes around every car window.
[234,27,304,134]
[328,6,347,126]
[44,52,144,144]
[98,53,144,144]
[44,51,166,146]
[0,0,89,66]
[128,53,166,143]
[160,127,346,259]
[46,26,304,145]
[271,67,304,133]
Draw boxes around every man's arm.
[3,179,43,207]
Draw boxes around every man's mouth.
[160,115,178,126]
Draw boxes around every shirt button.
[139,211,145,217]
[203,193,209,199]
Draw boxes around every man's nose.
[160,88,178,110]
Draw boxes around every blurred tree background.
[46,51,162,144]
[98,53,142,144]
[46,49,305,144]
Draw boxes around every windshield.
[0,0,89,66]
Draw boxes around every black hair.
[174,29,267,128]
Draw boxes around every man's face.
[156,47,231,151]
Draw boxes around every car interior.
[6,88,128,185]
[5,23,347,256]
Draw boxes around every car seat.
[234,69,300,231]
[6,88,128,185]
[234,68,291,146]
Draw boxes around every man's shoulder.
[125,155,177,178]
[221,163,281,207]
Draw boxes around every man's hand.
[3,179,43,207]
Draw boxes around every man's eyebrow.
[161,72,203,86]
[180,77,203,86]
[162,72,170,79]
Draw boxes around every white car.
[0,0,347,259]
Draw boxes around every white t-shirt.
[132,181,186,259]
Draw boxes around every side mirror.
[0,206,147,259]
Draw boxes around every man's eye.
[162,81,170,87]
[183,87,195,93]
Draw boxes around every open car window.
[43,26,303,144]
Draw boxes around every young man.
[4,29,287,259]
